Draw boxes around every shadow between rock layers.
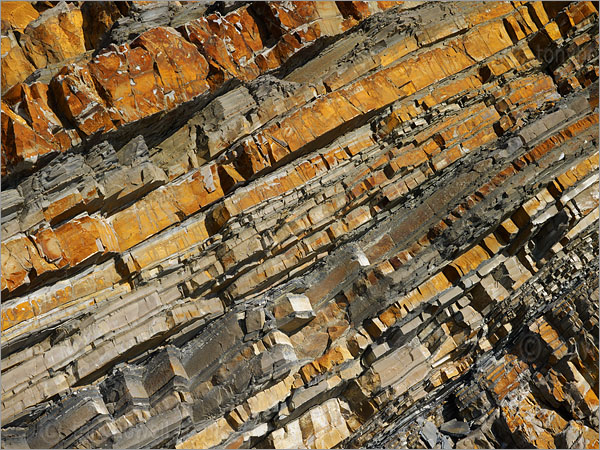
[1,1,599,449]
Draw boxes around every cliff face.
[1,1,598,448]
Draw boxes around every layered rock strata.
[1,1,598,449]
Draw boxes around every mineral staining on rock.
[1,1,598,449]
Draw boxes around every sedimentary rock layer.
[1,1,598,449]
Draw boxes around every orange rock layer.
[0,1,598,449]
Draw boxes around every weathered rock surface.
[1,1,598,449]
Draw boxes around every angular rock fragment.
[273,293,316,333]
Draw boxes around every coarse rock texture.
[1,1,599,449]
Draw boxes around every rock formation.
[1,1,598,448]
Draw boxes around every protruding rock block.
[274,293,316,333]
[51,63,116,136]
[181,7,263,84]
[1,2,39,31]
[1,32,37,90]
[19,3,85,68]
[1,101,59,174]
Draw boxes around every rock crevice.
[1,1,598,449]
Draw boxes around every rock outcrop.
[1,1,598,449]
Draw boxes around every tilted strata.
[0,1,598,449]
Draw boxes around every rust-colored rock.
[1,101,58,173]
[1,32,37,90]
[1,2,39,31]
[18,3,85,70]
[50,63,116,136]
[0,2,598,449]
